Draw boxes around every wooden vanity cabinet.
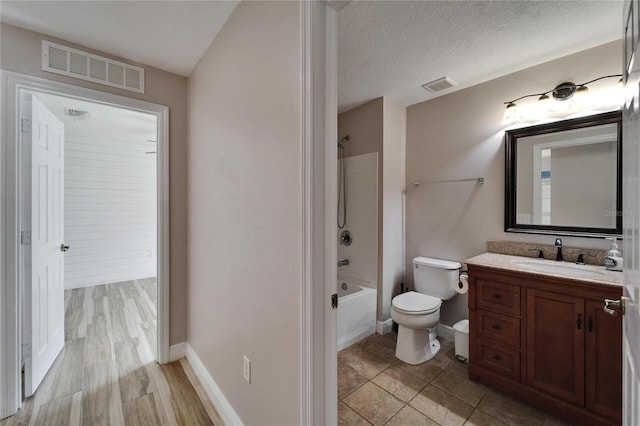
[468,265,622,426]
[585,299,623,421]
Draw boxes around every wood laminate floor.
[1,279,221,426]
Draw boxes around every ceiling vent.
[42,41,145,94]
[64,108,90,120]
[421,76,457,93]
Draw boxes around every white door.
[23,94,66,396]
[622,1,640,423]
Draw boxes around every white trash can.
[453,319,469,363]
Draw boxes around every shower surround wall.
[337,152,378,287]
[337,97,406,327]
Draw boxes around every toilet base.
[395,326,440,365]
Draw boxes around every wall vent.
[421,76,457,93]
[42,41,145,94]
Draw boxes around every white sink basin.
[514,261,606,279]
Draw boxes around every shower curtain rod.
[412,176,485,188]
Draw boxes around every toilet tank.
[412,256,461,300]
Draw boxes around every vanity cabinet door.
[526,289,585,405]
[585,300,622,422]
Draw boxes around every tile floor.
[338,332,567,426]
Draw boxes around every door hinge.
[331,293,338,309]
[21,342,32,360]
[21,231,31,245]
[21,118,31,134]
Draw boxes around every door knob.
[60,244,70,252]
[604,297,627,316]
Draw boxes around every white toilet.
[391,256,461,365]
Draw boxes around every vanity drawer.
[477,340,521,381]
[476,279,521,316]
[477,310,521,348]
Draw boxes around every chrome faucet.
[338,259,349,267]
[554,238,563,262]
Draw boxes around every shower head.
[338,134,350,148]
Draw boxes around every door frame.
[0,70,170,418]
[300,1,339,424]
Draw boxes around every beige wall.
[187,2,301,424]
[338,97,384,157]
[0,23,189,345]
[338,97,406,322]
[405,40,621,326]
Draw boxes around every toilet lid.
[392,291,441,314]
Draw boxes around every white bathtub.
[337,278,377,351]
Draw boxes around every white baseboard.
[169,342,187,362]
[186,344,243,426]
[376,319,394,335]
[437,324,455,342]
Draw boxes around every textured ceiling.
[1,1,623,111]
[0,0,239,76]
[338,1,623,112]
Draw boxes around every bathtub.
[337,277,377,351]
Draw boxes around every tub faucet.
[554,238,563,262]
[338,259,349,267]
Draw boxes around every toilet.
[391,256,461,364]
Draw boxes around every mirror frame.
[505,110,622,237]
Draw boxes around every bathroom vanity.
[466,253,622,426]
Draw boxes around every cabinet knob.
[492,293,502,300]
[491,324,501,330]
[491,354,501,361]
[576,313,582,330]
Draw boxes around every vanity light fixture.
[502,74,622,124]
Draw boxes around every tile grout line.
[339,336,480,426]
[340,335,560,426]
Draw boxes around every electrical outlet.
[243,355,251,384]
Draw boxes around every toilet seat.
[392,291,441,315]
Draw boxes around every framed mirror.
[505,111,622,237]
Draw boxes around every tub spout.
[338,259,349,267]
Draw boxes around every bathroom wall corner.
[381,97,407,321]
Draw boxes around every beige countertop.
[466,252,623,288]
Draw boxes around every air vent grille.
[64,108,90,120]
[48,45,68,71]
[69,52,88,75]
[90,57,107,80]
[421,76,457,93]
[42,41,145,93]
[108,63,123,85]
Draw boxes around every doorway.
[23,90,158,396]
[1,71,170,418]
